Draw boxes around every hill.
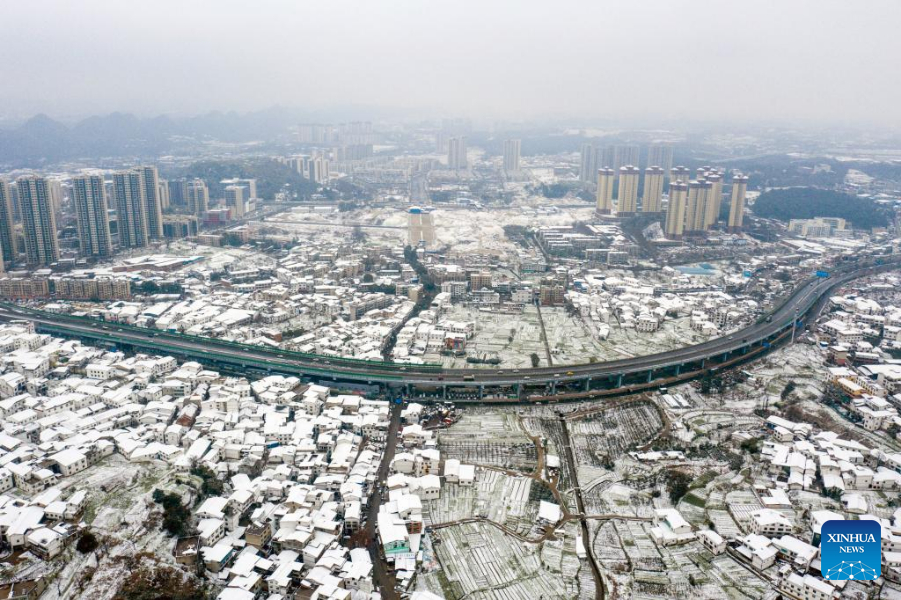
[0,108,303,167]
[165,159,319,201]
[752,187,888,230]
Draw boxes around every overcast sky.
[1,0,899,127]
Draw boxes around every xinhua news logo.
[821,520,881,581]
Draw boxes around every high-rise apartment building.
[617,166,640,214]
[158,179,170,210]
[503,139,521,174]
[71,175,113,258]
[0,180,17,267]
[647,145,674,173]
[225,185,246,219]
[435,132,449,154]
[137,166,164,240]
[596,168,615,214]
[598,146,616,172]
[47,179,63,217]
[186,179,209,217]
[296,123,335,144]
[579,143,597,183]
[685,180,712,233]
[337,144,374,162]
[168,179,185,207]
[670,166,691,184]
[17,175,59,266]
[704,172,723,228]
[220,178,258,200]
[613,145,641,172]
[448,137,467,170]
[642,167,665,213]
[696,166,711,182]
[242,178,257,199]
[665,181,688,239]
[113,169,150,249]
[111,166,164,248]
[302,156,330,184]
[728,174,749,232]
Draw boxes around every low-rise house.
[748,509,792,537]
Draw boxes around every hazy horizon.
[2,0,900,128]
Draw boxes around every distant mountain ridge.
[0,107,309,167]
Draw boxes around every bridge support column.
[675,364,681,376]
[742,346,748,355]
[584,378,591,391]
[550,382,556,394]
[405,384,411,396]
[722,353,728,361]
[647,370,653,383]
[442,386,447,400]
[478,386,484,400]
[700,359,705,369]
[516,383,522,396]
[616,374,623,388]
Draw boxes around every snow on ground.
[431,304,716,369]
[422,470,541,535]
[437,410,537,472]
[28,456,180,600]
[592,518,771,600]
[417,520,586,600]
[269,204,595,257]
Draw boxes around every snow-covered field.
[428,304,717,368]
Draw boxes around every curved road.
[0,257,894,388]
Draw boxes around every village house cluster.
[0,318,430,598]
[566,269,755,338]
[816,275,901,435]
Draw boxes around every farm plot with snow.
[437,410,538,473]
[419,520,589,599]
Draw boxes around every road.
[364,400,403,599]
[557,413,604,599]
[0,257,894,391]
[535,303,554,366]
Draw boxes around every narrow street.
[365,400,404,600]
[558,413,605,600]
[535,303,554,366]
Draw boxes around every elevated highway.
[0,257,895,401]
